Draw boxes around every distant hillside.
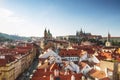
[0,32,29,41]
[0,36,12,42]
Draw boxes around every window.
[86,66,89,68]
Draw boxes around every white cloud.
[0,8,13,17]
[0,8,43,37]
[0,8,28,35]
[0,8,25,23]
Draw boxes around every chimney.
[71,75,75,80]
[50,74,54,80]
[44,68,47,72]
[87,77,91,80]
[56,69,59,76]
[64,70,67,75]
[64,70,69,75]
[54,69,59,77]
[81,76,85,80]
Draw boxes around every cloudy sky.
[0,0,120,37]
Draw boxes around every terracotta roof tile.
[59,49,81,57]
[0,55,16,67]
[89,69,106,79]
[49,63,61,71]
[79,62,87,70]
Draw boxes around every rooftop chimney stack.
[54,69,59,77]
[71,75,75,80]
[44,68,47,72]
[50,74,54,80]
[81,76,85,80]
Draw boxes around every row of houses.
[0,43,37,80]
[30,47,120,80]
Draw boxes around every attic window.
[83,71,85,74]
[86,66,89,68]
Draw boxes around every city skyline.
[0,0,120,37]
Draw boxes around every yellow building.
[0,43,37,80]
[14,59,21,79]
[0,55,15,80]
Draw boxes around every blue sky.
[0,0,120,37]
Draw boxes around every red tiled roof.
[32,69,53,77]
[117,58,120,62]
[32,76,50,80]
[0,55,16,67]
[79,62,87,70]
[0,59,7,66]
[59,49,81,57]
[32,69,83,80]
[0,47,31,56]
[99,52,112,59]
[89,69,106,79]
[72,45,96,54]
[32,62,83,80]
[49,63,61,71]
[16,46,32,50]
[58,73,82,80]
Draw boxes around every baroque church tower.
[44,28,52,40]
[44,28,47,40]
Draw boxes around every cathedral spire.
[108,32,111,41]
[105,31,111,47]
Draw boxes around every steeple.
[80,28,83,34]
[48,29,51,35]
[48,29,52,39]
[105,31,111,47]
[44,28,47,39]
[45,28,47,33]
[107,32,111,42]
[44,28,52,40]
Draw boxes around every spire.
[48,29,51,35]
[80,28,83,34]
[108,32,111,41]
[105,31,111,47]
[107,31,111,42]
[44,28,48,39]
[44,28,47,33]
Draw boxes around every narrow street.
[16,58,39,80]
